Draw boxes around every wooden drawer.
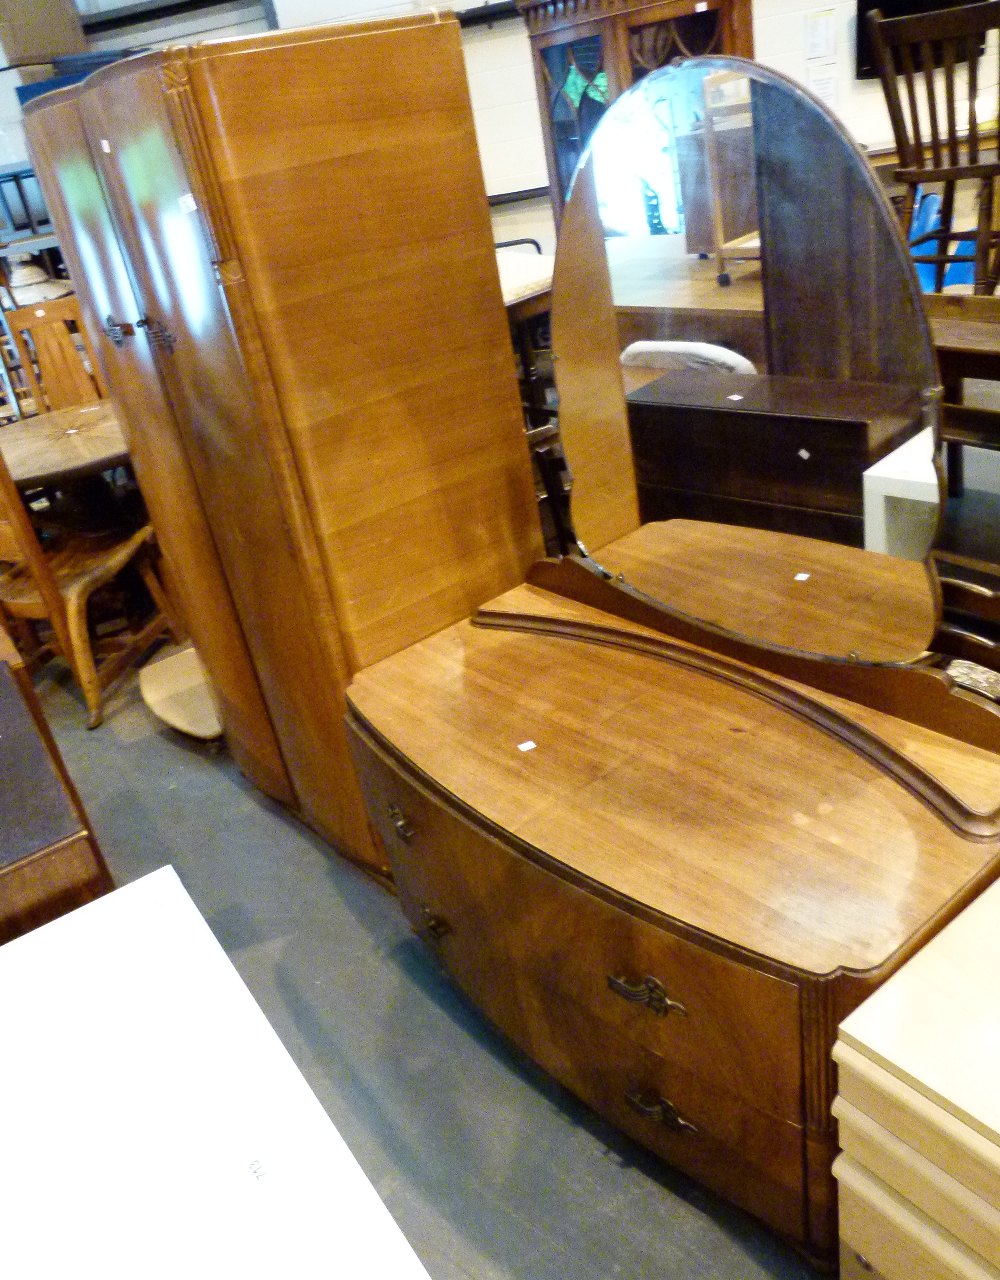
[349,719,802,1122]
[527,988,808,1243]
[835,1155,1000,1280]
[834,1043,1000,1211]
[834,1096,1000,1268]
[629,402,867,515]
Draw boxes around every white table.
[0,866,432,1279]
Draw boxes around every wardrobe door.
[23,86,294,806]
[74,56,384,873]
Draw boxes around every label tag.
[178,192,197,214]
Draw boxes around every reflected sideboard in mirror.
[550,56,945,665]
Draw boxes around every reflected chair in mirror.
[4,294,105,415]
[0,450,178,727]
[867,1,1000,295]
[701,70,761,286]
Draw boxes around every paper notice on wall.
[806,62,839,113]
[806,9,837,61]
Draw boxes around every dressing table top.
[347,581,1000,978]
[590,521,938,663]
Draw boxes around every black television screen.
[856,0,984,78]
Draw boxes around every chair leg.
[65,592,104,729]
[975,178,995,295]
[137,555,184,644]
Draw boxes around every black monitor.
[856,0,983,78]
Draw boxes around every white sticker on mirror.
[798,448,811,460]
[100,139,111,153]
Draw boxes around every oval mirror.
[551,55,944,664]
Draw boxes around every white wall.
[752,0,999,151]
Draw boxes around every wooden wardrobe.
[24,14,543,875]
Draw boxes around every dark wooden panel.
[634,484,865,544]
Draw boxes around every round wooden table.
[0,402,128,489]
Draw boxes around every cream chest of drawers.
[833,877,1000,1280]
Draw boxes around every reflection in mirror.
[551,55,944,664]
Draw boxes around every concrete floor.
[38,663,820,1280]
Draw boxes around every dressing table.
[345,57,1000,1268]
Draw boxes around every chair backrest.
[3,295,105,413]
[867,2,1000,171]
[0,454,72,661]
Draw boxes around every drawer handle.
[625,1089,698,1135]
[387,802,415,843]
[420,907,451,941]
[607,974,687,1018]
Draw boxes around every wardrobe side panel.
[23,88,294,806]
[186,16,544,671]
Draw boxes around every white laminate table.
[0,866,432,1279]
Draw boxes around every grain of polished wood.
[348,590,1000,975]
[184,13,543,672]
[593,520,938,662]
[347,583,1000,1259]
[551,155,640,551]
[24,88,294,806]
[0,401,126,489]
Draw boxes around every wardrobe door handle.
[103,315,135,346]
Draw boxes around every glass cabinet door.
[540,32,611,199]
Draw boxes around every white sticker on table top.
[727,394,744,402]
[794,572,811,582]
[518,740,537,753]
[178,192,198,214]
[798,448,811,460]
[100,139,111,153]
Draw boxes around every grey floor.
[38,663,819,1280]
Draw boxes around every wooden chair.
[702,70,760,287]
[0,450,178,727]
[919,292,1000,669]
[867,2,1000,294]
[3,294,105,414]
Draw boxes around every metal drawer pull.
[420,907,451,941]
[607,974,687,1018]
[625,1089,698,1135]
[387,802,415,843]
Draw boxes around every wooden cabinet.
[832,876,1000,1280]
[626,371,924,544]
[517,0,754,217]
[346,582,1000,1263]
[24,15,543,875]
